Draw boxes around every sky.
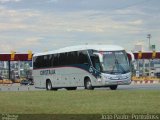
[0,0,160,53]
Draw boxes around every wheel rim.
[47,82,52,90]
[86,81,91,89]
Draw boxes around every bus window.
[91,55,101,71]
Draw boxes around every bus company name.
[40,69,55,75]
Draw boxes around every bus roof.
[34,45,124,57]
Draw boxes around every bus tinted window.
[33,50,90,69]
[78,51,89,64]
[33,56,43,69]
[53,54,59,67]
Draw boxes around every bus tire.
[109,85,118,90]
[66,87,77,90]
[84,78,94,90]
[46,80,53,90]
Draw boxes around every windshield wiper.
[110,61,116,74]
[116,59,127,73]
[111,59,127,74]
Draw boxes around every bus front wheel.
[109,85,118,90]
[84,78,94,90]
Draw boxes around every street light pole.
[147,34,151,51]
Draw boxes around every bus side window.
[79,51,90,65]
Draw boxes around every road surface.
[0,83,160,91]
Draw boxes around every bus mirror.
[127,51,135,62]
[131,60,136,68]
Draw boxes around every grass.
[0,90,160,114]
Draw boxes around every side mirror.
[127,51,135,62]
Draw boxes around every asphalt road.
[0,83,160,91]
[117,84,160,90]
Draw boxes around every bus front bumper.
[105,80,132,85]
[99,73,132,85]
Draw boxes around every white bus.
[33,45,132,90]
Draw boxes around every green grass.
[0,90,160,114]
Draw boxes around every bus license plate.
[117,81,123,84]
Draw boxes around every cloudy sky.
[0,0,160,53]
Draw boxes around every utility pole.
[147,34,151,51]
[147,34,152,77]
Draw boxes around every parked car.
[0,76,3,80]
[156,72,160,78]
[20,79,34,85]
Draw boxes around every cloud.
[0,8,148,52]
[0,37,43,52]
[0,6,147,35]
[0,0,21,3]
[0,23,28,31]
[25,10,133,34]
[0,0,160,52]
[0,44,12,52]
[0,7,40,31]
[0,7,40,19]
[47,0,58,3]
[128,20,143,25]
[23,37,42,46]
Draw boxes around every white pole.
[18,61,21,77]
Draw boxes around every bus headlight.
[101,74,111,80]
[97,78,102,82]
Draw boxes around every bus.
[33,45,132,90]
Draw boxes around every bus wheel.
[66,87,77,90]
[84,78,94,90]
[109,85,118,90]
[46,80,53,90]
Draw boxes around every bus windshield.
[101,51,130,74]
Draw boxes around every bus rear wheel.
[109,85,118,90]
[46,80,52,90]
[84,78,94,90]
